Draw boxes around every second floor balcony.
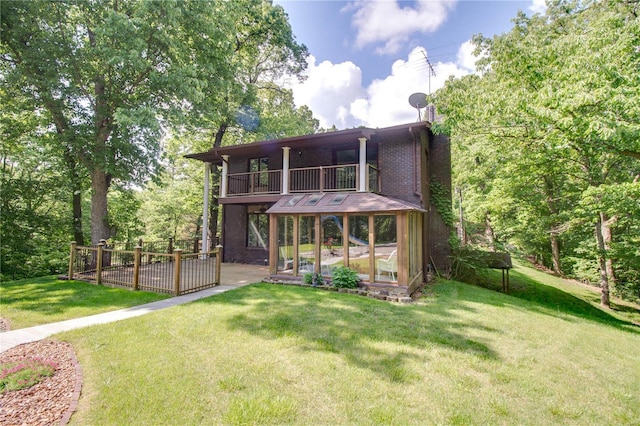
[225,164,380,197]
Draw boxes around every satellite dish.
[408,92,427,121]
[408,92,427,109]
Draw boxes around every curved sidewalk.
[0,263,268,353]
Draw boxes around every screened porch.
[267,193,426,289]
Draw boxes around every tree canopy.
[433,0,640,305]
[1,0,309,247]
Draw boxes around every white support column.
[201,162,211,254]
[358,137,367,192]
[220,155,229,198]
[282,147,291,195]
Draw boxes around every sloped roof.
[185,121,430,164]
[266,192,425,214]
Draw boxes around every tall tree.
[434,0,640,306]
[1,1,239,244]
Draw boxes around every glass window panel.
[286,195,303,206]
[277,215,294,274]
[336,149,357,165]
[247,213,268,249]
[348,215,369,281]
[298,216,316,274]
[374,215,397,282]
[328,194,347,205]
[321,215,344,276]
[304,194,324,206]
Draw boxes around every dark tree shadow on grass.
[468,268,639,334]
[1,276,167,320]
[198,284,501,383]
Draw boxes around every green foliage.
[302,272,324,286]
[0,358,56,393]
[429,179,455,228]
[447,238,492,287]
[433,0,640,302]
[1,0,311,245]
[331,266,359,289]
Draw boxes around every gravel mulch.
[0,339,82,426]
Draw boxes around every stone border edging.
[264,279,414,303]
[60,344,83,425]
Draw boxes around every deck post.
[173,249,182,296]
[358,137,367,192]
[133,246,142,291]
[202,162,211,256]
[282,147,290,195]
[215,245,222,285]
[220,156,229,198]
[68,241,77,280]
[96,242,105,285]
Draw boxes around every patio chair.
[280,247,293,270]
[376,249,397,281]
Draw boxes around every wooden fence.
[68,241,222,296]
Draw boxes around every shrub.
[447,237,493,287]
[331,266,359,289]
[303,272,324,286]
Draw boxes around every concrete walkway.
[0,263,269,353]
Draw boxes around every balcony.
[225,164,379,197]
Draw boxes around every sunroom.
[267,192,426,290]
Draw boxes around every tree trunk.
[72,189,84,245]
[600,212,617,287]
[209,124,227,249]
[550,231,561,275]
[62,150,85,245]
[594,216,611,308]
[90,169,112,244]
[544,176,562,275]
[484,212,495,251]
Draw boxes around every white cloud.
[288,56,366,129]
[288,46,472,129]
[456,40,479,72]
[347,0,457,55]
[529,0,547,14]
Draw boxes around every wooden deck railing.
[227,170,282,195]
[68,241,222,296]
[225,163,380,196]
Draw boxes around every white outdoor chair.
[376,249,397,281]
[280,247,293,270]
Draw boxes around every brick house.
[186,121,451,293]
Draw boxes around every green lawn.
[54,264,640,425]
[0,276,169,329]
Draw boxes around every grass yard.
[57,264,640,425]
[0,276,169,329]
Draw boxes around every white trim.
[201,162,211,254]
[282,147,291,195]
[358,137,367,192]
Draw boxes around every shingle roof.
[266,192,425,214]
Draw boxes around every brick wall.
[428,133,452,273]
[221,204,268,264]
[375,133,423,206]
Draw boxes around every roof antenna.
[408,92,427,121]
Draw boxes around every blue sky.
[274,0,546,129]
